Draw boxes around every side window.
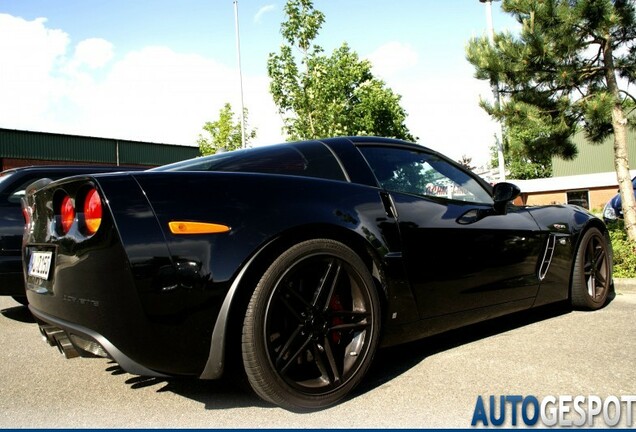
[359,146,493,205]
[162,142,347,181]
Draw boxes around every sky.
[0,1,520,166]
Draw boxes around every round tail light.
[60,195,75,234]
[83,188,102,235]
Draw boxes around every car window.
[153,141,347,181]
[359,146,493,205]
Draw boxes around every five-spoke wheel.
[242,239,380,410]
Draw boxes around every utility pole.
[233,0,246,149]
[479,0,506,181]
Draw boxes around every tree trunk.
[610,107,636,243]
[604,34,636,243]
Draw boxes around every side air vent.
[538,235,556,281]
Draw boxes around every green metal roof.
[0,128,199,166]
[552,129,636,176]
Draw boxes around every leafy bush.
[607,222,636,278]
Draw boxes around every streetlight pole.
[233,0,247,149]
[479,0,506,182]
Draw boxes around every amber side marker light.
[168,221,231,235]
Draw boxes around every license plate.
[28,251,53,280]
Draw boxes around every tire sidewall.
[242,239,381,410]
[571,227,610,310]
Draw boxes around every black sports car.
[0,165,140,305]
[22,137,612,410]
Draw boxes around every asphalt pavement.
[1,283,634,428]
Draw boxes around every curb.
[615,278,636,294]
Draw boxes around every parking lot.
[1,285,635,428]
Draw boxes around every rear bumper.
[30,305,168,377]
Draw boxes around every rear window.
[154,141,347,181]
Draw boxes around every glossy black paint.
[23,137,606,378]
[0,165,140,297]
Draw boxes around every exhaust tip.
[38,324,79,359]
[39,325,64,347]
[55,335,80,359]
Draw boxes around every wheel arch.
[570,218,613,276]
[568,219,614,304]
[199,222,391,380]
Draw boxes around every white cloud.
[254,4,276,23]
[365,41,496,166]
[366,42,418,79]
[0,14,69,130]
[66,45,283,145]
[383,72,498,167]
[73,38,114,69]
[0,12,496,164]
[0,14,283,148]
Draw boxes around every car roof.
[0,165,141,175]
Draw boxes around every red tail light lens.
[60,195,75,234]
[83,188,102,235]
[22,206,31,226]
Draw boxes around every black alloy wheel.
[242,239,380,411]
[571,227,612,310]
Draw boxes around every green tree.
[197,103,256,156]
[488,142,552,179]
[268,0,414,141]
[466,0,636,242]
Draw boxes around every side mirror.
[492,182,521,214]
[456,182,522,224]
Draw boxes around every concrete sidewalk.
[615,278,636,293]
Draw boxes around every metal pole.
[233,0,247,149]
[480,0,506,181]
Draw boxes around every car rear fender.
[199,219,415,379]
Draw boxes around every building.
[0,128,199,170]
[509,130,636,211]
[511,170,636,211]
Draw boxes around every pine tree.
[467,0,636,242]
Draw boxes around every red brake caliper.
[329,294,344,344]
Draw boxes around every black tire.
[11,296,28,306]
[571,227,612,310]
[242,239,380,411]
